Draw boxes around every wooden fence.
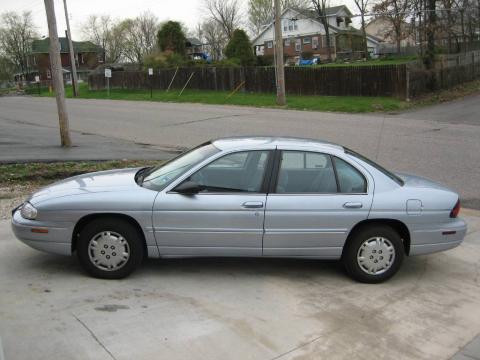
[89,65,408,99]
[88,54,480,100]
[408,51,480,98]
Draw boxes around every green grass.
[315,56,418,67]
[26,83,407,113]
[0,160,159,186]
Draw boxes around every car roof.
[211,136,345,152]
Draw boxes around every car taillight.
[450,199,460,218]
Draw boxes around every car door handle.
[343,202,363,209]
[242,201,264,209]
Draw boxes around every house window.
[46,69,51,79]
[97,53,104,63]
[80,53,84,64]
[267,41,273,49]
[283,20,288,32]
[312,36,319,49]
[32,56,36,66]
[303,37,311,44]
[295,39,301,52]
[284,39,290,47]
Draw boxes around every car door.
[263,149,374,258]
[152,150,272,257]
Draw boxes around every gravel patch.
[0,185,38,220]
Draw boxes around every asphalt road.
[1,211,480,360]
[0,95,479,208]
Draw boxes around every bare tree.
[200,19,228,60]
[0,55,15,81]
[248,0,310,34]
[353,0,370,58]
[311,0,333,61]
[82,15,124,63]
[0,11,38,78]
[121,11,159,64]
[425,0,436,68]
[248,0,273,34]
[203,0,242,39]
[373,0,411,54]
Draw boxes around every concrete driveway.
[1,210,480,360]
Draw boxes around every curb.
[0,336,5,360]
[461,208,480,217]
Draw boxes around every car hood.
[395,172,454,192]
[28,168,141,205]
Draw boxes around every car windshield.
[142,142,220,190]
[345,148,404,186]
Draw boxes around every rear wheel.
[342,225,404,283]
[77,218,144,279]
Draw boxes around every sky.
[1,0,214,39]
[1,0,360,40]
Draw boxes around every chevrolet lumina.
[11,137,467,283]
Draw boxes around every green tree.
[224,29,256,66]
[157,21,186,55]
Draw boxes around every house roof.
[30,37,104,54]
[296,5,353,18]
[186,37,203,47]
[252,6,355,45]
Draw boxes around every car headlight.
[20,202,38,220]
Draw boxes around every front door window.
[186,150,270,193]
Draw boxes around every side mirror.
[174,181,202,194]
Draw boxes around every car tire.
[342,225,404,283]
[77,217,144,279]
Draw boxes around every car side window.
[333,157,367,193]
[188,151,270,193]
[276,151,337,193]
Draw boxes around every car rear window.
[344,148,404,186]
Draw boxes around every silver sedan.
[11,137,467,283]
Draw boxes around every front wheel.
[342,225,404,283]
[77,218,144,279]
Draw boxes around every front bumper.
[409,218,468,256]
[11,209,73,256]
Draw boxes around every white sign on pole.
[104,68,112,78]
[148,68,153,76]
[35,75,40,83]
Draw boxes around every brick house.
[25,37,104,82]
[252,6,381,63]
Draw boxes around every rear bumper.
[11,210,73,256]
[409,218,467,256]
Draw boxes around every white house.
[252,6,382,62]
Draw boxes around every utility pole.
[63,0,79,96]
[44,0,72,147]
[273,0,286,105]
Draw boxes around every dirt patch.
[0,184,38,220]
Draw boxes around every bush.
[224,29,256,66]
[157,21,186,55]
[256,55,274,66]
[215,58,242,67]
[143,52,187,69]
